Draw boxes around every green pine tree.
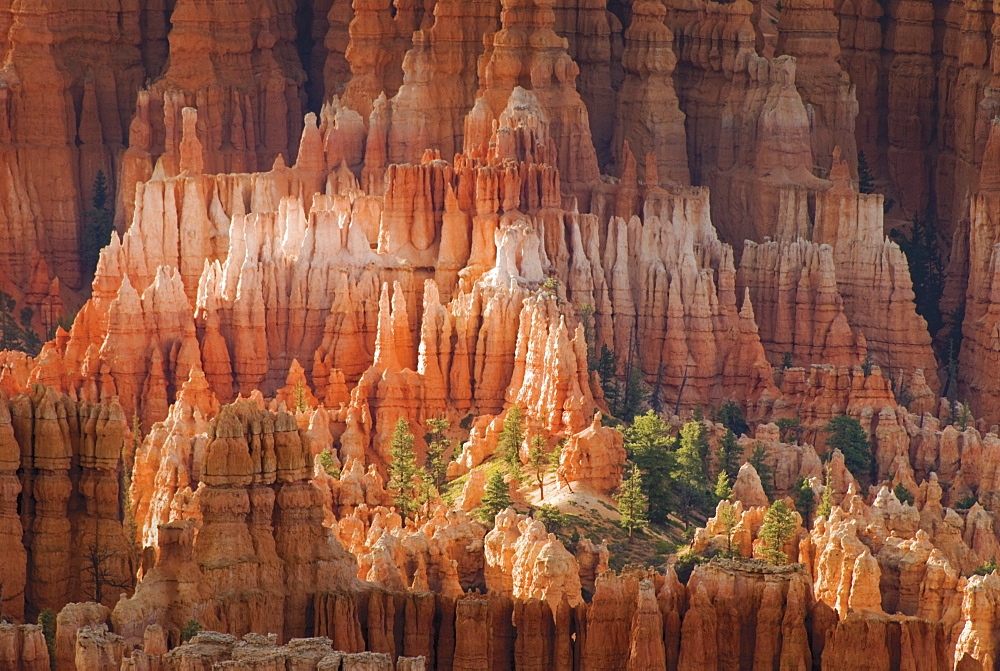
[775,417,800,443]
[758,499,797,565]
[891,211,945,336]
[498,405,525,477]
[619,362,649,422]
[293,377,308,412]
[957,402,973,431]
[624,410,676,523]
[180,619,202,643]
[674,420,710,520]
[749,442,774,499]
[795,477,815,526]
[0,291,41,354]
[81,170,115,276]
[318,449,340,478]
[387,417,422,520]
[713,470,733,501]
[714,400,749,437]
[717,429,742,480]
[37,608,56,669]
[824,415,873,486]
[596,344,620,411]
[616,462,649,536]
[718,502,738,555]
[479,469,513,526]
[857,150,876,194]
[817,464,834,519]
[424,417,452,489]
[893,482,915,505]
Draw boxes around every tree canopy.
[624,410,676,522]
[479,470,513,526]
[616,462,649,536]
[387,417,422,519]
[824,415,873,485]
[758,499,797,565]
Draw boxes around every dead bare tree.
[82,533,132,604]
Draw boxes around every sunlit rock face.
[4,0,1000,668]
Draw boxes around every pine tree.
[624,410,676,522]
[795,477,815,527]
[758,499,797,565]
[0,291,41,354]
[387,417,422,520]
[498,405,525,477]
[717,429,742,480]
[180,620,203,643]
[775,417,801,443]
[424,417,451,489]
[816,463,834,519]
[479,470,513,526]
[527,434,553,499]
[749,442,774,499]
[891,211,945,335]
[824,415,873,486]
[674,420,710,520]
[619,363,648,422]
[715,400,749,437]
[957,402,973,431]
[81,170,115,276]
[718,502,738,555]
[714,470,733,501]
[616,462,649,536]
[37,609,56,669]
[857,150,876,194]
[714,470,733,502]
[596,344,619,411]
[318,449,340,478]
[893,482,915,505]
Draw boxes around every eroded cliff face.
[6,0,1000,669]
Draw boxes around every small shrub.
[714,400,749,437]
[541,276,561,299]
[972,557,999,576]
[957,402,973,431]
[653,540,674,555]
[37,609,55,669]
[956,494,978,510]
[318,449,340,479]
[180,619,202,643]
[535,504,570,534]
[674,552,708,584]
[893,482,915,505]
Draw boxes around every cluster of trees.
[615,410,727,533]
[613,401,880,542]
[385,416,455,520]
[387,405,561,527]
[478,405,561,525]
[0,291,41,354]
[823,415,873,487]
